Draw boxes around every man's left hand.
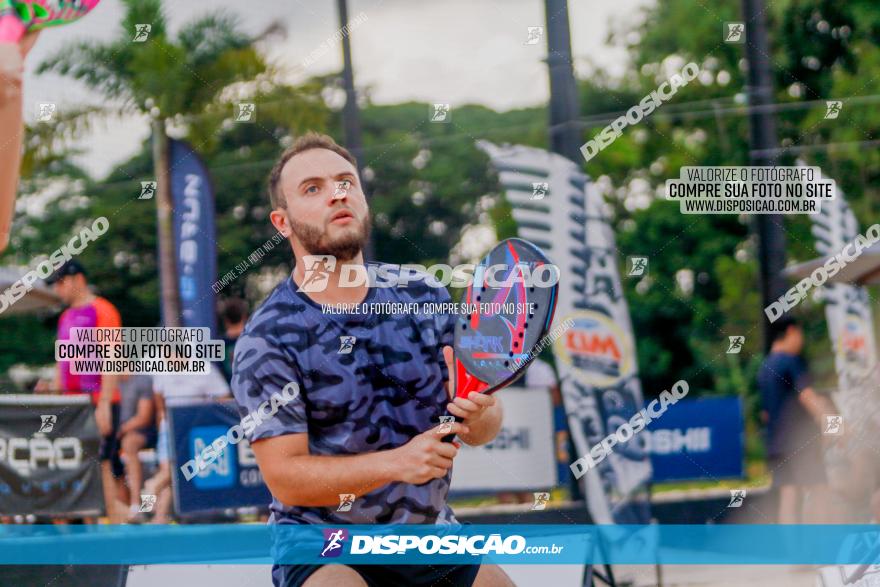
[443,346,497,426]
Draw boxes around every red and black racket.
[442,238,559,441]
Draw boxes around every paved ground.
[125,563,821,587]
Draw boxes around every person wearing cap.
[43,259,126,523]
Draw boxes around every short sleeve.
[231,331,308,442]
[434,285,455,348]
[792,356,812,393]
[525,359,557,388]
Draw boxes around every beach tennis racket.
[442,238,559,442]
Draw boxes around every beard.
[287,210,371,261]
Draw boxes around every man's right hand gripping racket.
[442,238,559,442]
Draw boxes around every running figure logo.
[338,336,356,354]
[532,492,550,511]
[727,336,745,354]
[727,489,746,508]
[38,415,56,434]
[235,103,256,123]
[725,23,745,43]
[431,103,451,123]
[437,415,455,435]
[823,415,844,435]
[824,101,843,119]
[139,494,157,513]
[38,103,56,122]
[320,529,348,558]
[628,256,648,277]
[337,494,355,512]
[525,26,543,45]
[333,180,352,200]
[140,181,157,200]
[133,24,152,42]
[531,182,549,200]
[298,255,337,293]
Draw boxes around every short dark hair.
[769,315,799,343]
[219,297,249,325]
[267,132,357,209]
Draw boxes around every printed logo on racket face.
[553,311,634,387]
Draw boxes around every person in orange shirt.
[44,259,126,522]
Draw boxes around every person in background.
[144,365,230,523]
[117,374,156,523]
[42,259,126,523]
[526,357,573,498]
[497,357,569,505]
[218,297,248,383]
[758,315,839,523]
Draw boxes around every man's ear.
[269,209,291,237]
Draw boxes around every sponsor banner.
[645,397,744,482]
[169,139,219,336]
[0,395,102,516]
[806,168,879,440]
[478,141,651,524]
[167,401,270,515]
[2,524,880,565]
[450,387,557,492]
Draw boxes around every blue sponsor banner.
[2,525,880,565]
[167,401,270,515]
[645,397,744,482]
[169,139,218,336]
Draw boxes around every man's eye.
[305,185,319,194]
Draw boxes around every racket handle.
[440,414,464,443]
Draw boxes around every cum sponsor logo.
[553,311,634,387]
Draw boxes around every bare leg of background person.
[121,432,147,520]
[474,564,516,587]
[100,462,129,523]
[778,485,800,524]
[144,463,171,523]
[302,565,368,586]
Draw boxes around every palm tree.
[39,0,274,326]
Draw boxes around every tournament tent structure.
[782,242,880,285]
[0,266,61,316]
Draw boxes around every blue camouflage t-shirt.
[231,265,456,525]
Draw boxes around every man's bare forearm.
[271,450,400,507]
[0,87,23,252]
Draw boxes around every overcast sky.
[22,0,652,178]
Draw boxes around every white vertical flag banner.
[478,141,652,524]
[806,167,878,434]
